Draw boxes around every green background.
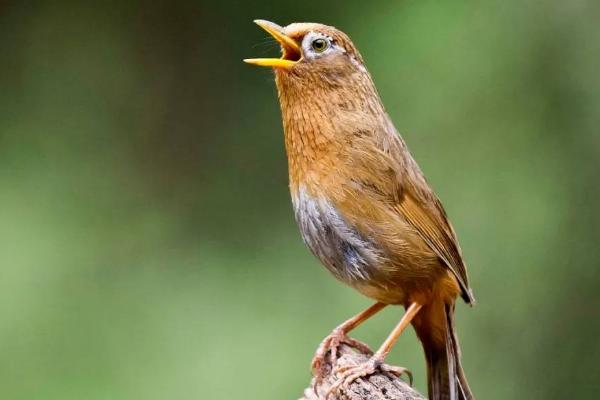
[1,1,598,399]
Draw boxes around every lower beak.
[244,20,301,69]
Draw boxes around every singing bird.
[245,20,475,400]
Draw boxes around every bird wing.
[394,186,475,304]
[335,124,474,303]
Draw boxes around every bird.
[244,19,476,400]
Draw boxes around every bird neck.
[275,70,391,192]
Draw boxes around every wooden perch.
[299,344,425,400]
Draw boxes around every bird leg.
[326,302,423,399]
[311,302,387,387]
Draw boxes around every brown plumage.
[245,20,475,400]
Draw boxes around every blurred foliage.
[0,1,599,399]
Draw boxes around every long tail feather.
[414,302,474,400]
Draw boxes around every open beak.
[244,20,302,69]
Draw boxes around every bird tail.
[413,302,474,400]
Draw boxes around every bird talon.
[327,358,377,398]
[326,357,409,398]
[381,364,413,384]
[333,365,352,374]
[384,364,410,376]
[311,328,372,382]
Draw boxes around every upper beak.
[244,20,302,69]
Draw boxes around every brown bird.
[245,20,475,400]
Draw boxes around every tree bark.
[299,344,425,400]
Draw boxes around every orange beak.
[244,20,302,69]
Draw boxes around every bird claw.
[325,357,411,399]
[311,328,373,391]
[381,364,412,385]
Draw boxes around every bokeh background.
[1,1,599,399]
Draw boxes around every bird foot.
[326,357,412,399]
[311,328,373,389]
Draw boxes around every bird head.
[244,20,389,181]
[244,20,372,92]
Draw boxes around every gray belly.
[291,187,382,285]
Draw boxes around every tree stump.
[299,344,425,400]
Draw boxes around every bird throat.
[274,68,386,192]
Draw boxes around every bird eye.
[311,38,330,53]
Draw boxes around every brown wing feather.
[395,191,475,304]
[334,124,474,303]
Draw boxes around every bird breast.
[291,186,382,284]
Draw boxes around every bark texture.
[299,345,425,400]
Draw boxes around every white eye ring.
[311,38,330,53]
[302,32,341,60]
